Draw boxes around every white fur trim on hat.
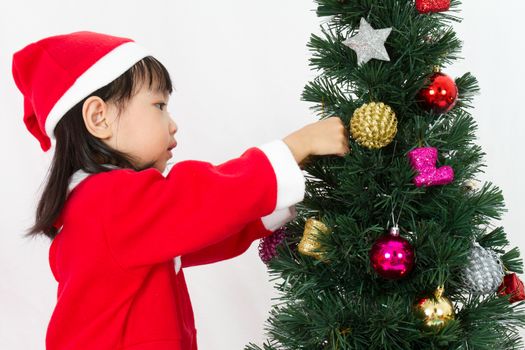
[45,41,149,152]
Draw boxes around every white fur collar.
[67,164,120,194]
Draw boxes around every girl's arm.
[180,206,296,268]
[101,139,305,270]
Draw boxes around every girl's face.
[83,80,178,173]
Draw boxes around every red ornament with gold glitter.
[369,226,415,279]
[498,273,525,303]
[416,0,450,14]
[417,71,458,114]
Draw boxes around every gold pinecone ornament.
[350,102,398,149]
[298,218,331,261]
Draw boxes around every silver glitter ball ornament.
[460,242,504,295]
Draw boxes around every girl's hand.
[282,116,350,165]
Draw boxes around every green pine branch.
[247,0,525,348]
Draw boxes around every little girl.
[12,31,349,350]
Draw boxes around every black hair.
[25,56,173,240]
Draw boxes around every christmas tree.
[247,0,525,349]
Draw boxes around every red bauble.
[369,227,415,280]
[416,0,450,14]
[417,72,458,114]
[498,273,525,303]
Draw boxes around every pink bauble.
[369,234,415,279]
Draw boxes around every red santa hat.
[12,31,149,152]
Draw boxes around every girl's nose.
[169,116,177,135]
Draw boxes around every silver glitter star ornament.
[343,17,392,66]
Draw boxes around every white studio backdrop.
[1,1,524,349]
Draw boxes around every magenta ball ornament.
[369,227,415,279]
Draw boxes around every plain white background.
[1,1,524,349]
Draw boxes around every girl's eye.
[155,103,166,110]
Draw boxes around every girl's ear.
[82,96,113,140]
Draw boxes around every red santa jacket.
[45,139,306,350]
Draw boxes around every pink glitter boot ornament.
[407,147,454,187]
